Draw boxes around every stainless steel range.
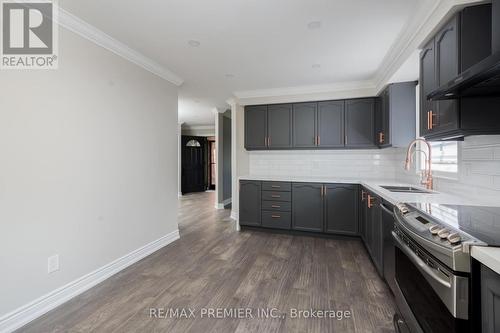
[392,202,500,333]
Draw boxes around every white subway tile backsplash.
[249,136,500,201]
[462,147,495,160]
[249,149,400,179]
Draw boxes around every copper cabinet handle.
[268,136,271,146]
[361,190,367,201]
[271,185,281,188]
[271,195,280,198]
[429,111,436,129]
[324,186,327,195]
[271,215,281,218]
[318,136,321,146]
[379,132,385,144]
[271,205,281,208]
[314,136,317,145]
[427,111,430,130]
[367,194,375,209]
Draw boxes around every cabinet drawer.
[262,211,291,230]
[261,201,291,212]
[262,181,291,192]
[262,191,291,202]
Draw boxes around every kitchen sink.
[380,185,434,194]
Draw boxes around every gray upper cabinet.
[419,4,497,141]
[292,183,324,232]
[293,102,317,148]
[435,15,459,134]
[245,105,267,150]
[345,99,375,148]
[419,38,436,137]
[376,82,417,148]
[318,101,345,148]
[324,184,358,235]
[239,180,261,226]
[268,104,292,149]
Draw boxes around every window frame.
[417,141,459,180]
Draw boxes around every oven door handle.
[392,231,452,289]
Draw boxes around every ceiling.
[60,0,425,125]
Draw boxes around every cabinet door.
[292,183,323,232]
[435,16,459,134]
[376,89,390,147]
[481,264,500,333]
[245,106,267,149]
[268,104,292,148]
[370,201,383,276]
[324,184,358,235]
[293,102,317,148]
[239,181,261,226]
[345,99,375,148]
[419,39,436,137]
[359,189,368,242]
[317,101,345,148]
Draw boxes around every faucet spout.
[404,138,433,190]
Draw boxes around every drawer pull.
[271,215,281,218]
[271,205,281,208]
[271,185,281,188]
[271,195,281,198]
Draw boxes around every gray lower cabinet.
[292,183,324,232]
[324,184,358,235]
[268,104,292,148]
[360,187,383,277]
[318,101,345,148]
[345,99,376,148]
[245,105,268,149]
[369,192,383,275]
[262,211,291,230]
[293,102,317,148]
[239,181,261,226]
[481,264,500,333]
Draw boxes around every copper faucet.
[404,138,433,190]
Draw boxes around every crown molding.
[233,81,377,106]
[373,0,483,93]
[234,80,375,99]
[56,8,184,86]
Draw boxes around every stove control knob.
[429,225,441,235]
[437,229,450,239]
[447,233,462,245]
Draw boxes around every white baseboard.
[178,192,182,197]
[230,210,238,221]
[215,198,232,210]
[0,229,180,333]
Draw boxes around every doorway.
[181,136,208,194]
[208,138,216,190]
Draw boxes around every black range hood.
[428,0,500,100]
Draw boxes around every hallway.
[18,192,395,333]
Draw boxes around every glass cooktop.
[407,203,500,246]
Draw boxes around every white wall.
[231,103,249,221]
[181,125,215,137]
[0,28,179,317]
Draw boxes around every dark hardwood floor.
[17,192,396,333]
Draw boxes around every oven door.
[392,230,470,333]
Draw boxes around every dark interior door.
[182,136,207,194]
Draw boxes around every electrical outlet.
[48,255,59,274]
